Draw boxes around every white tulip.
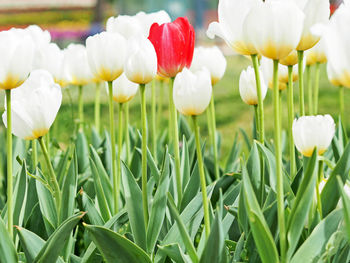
[173,68,212,116]
[294,0,330,51]
[321,3,350,88]
[40,43,69,87]
[306,38,327,66]
[86,31,127,82]
[136,10,171,35]
[239,66,268,106]
[260,57,299,90]
[124,36,157,84]
[280,50,299,67]
[105,73,139,103]
[2,70,62,140]
[207,0,259,55]
[65,44,94,86]
[243,0,305,60]
[190,46,227,85]
[106,14,144,39]
[292,115,335,157]
[0,29,35,90]
[327,60,342,87]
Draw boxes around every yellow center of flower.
[262,41,294,60]
[301,148,326,157]
[24,128,49,140]
[181,107,202,116]
[98,67,122,82]
[232,41,257,56]
[0,74,24,90]
[297,33,320,51]
[113,94,135,104]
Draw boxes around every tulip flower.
[2,69,62,220]
[173,67,212,239]
[124,36,157,85]
[293,115,335,157]
[239,66,267,106]
[0,28,35,237]
[148,16,195,207]
[206,0,259,56]
[86,31,127,82]
[106,14,144,39]
[107,73,139,103]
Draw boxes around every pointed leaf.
[0,217,17,263]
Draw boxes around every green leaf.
[79,189,104,225]
[256,142,276,192]
[121,161,146,251]
[225,133,241,173]
[146,151,170,253]
[239,128,251,150]
[0,217,17,263]
[60,150,78,222]
[246,142,261,198]
[180,161,200,212]
[181,136,191,191]
[84,224,151,263]
[337,177,350,242]
[290,210,342,263]
[242,162,279,263]
[33,212,85,263]
[76,131,89,174]
[321,142,350,216]
[13,161,28,227]
[287,149,318,259]
[55,147,72,187]
[157,243,191,263]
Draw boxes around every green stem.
[94,82,101,134]
[169,78,182,204]
[78,85,84,131]
[206,107,213,151]
[339,86,345,127]
[305,65,312,115]
[251,54,265,144]
[108,81,118,214]
[287,66,296,178]
[316,159,323,219]
[151,80,157,161]
[46,131,50,159]
[313,63,320,114]
[209,95,220,179]
[125,102,131,165]
[32,140,37,169]
[116,103,124,214]
[140,84,149,226]
[192,115,210,239]
[157,80,164,133]
[5,89,13,238]
[298,51,305,116]
[168,81,173,143]
[254,105,259,140]
[273,59,286,262]
[38,136,61,222]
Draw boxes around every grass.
[1,55,347,160]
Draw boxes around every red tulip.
[148,17,195,78]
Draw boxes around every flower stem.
[254,105,259,140]
[125,102,130,165]
[273,59,286,262]
[313,63,320,114]
[169,78,182,204]
[305,65,313,115]
[116,102,124,214]
[316,159,323,219]
[140,84,149,226]
[108,81,118,214]
[38,136,61,222]
[192,115,210,239]
[298,51,305,116]
[251,54,265,144]
[157,80,164,133]
[94,82,101,134]
[287,66,296,178]
[5,89,13,238]
[78,85,84,130]
[339,86,345,127]
[209,95,220,179]
[32,140,37,169]
[151,80,157,162]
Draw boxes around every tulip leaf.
[286,149,318,259]
[121,161,147,251]
[84,224,152,263]
[146,150,170,253]
[246,142,261,198]
[336,177,350,242]
[180,161,200,212]
[13,161,28,227]
[56,146,72,187]
[79,189,104,225]
[181,136,191,191]
[225,133,241,173]
[76,131,89,174]
[256,141,276,191]
[33,212,85,263]
[0,217,18,263]
[242,161,279,263]
[321,142,350,216]
[156,243,191,263]
[290,209,342,263]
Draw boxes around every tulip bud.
[305,39,327,66]
[86,32,127,82]
[124,36,157,84]
[148,17,195,78]
[239,66,267,105]
[173,68,212,116]
[2,69,62,140]
[106,73,139,103]
[65,44,94,86]
[0,29,35,90]
[280,51,299,67]
[207,0,259,55]
[292,115,335,157]
[243,1,305,60]
[190,46,227,85]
